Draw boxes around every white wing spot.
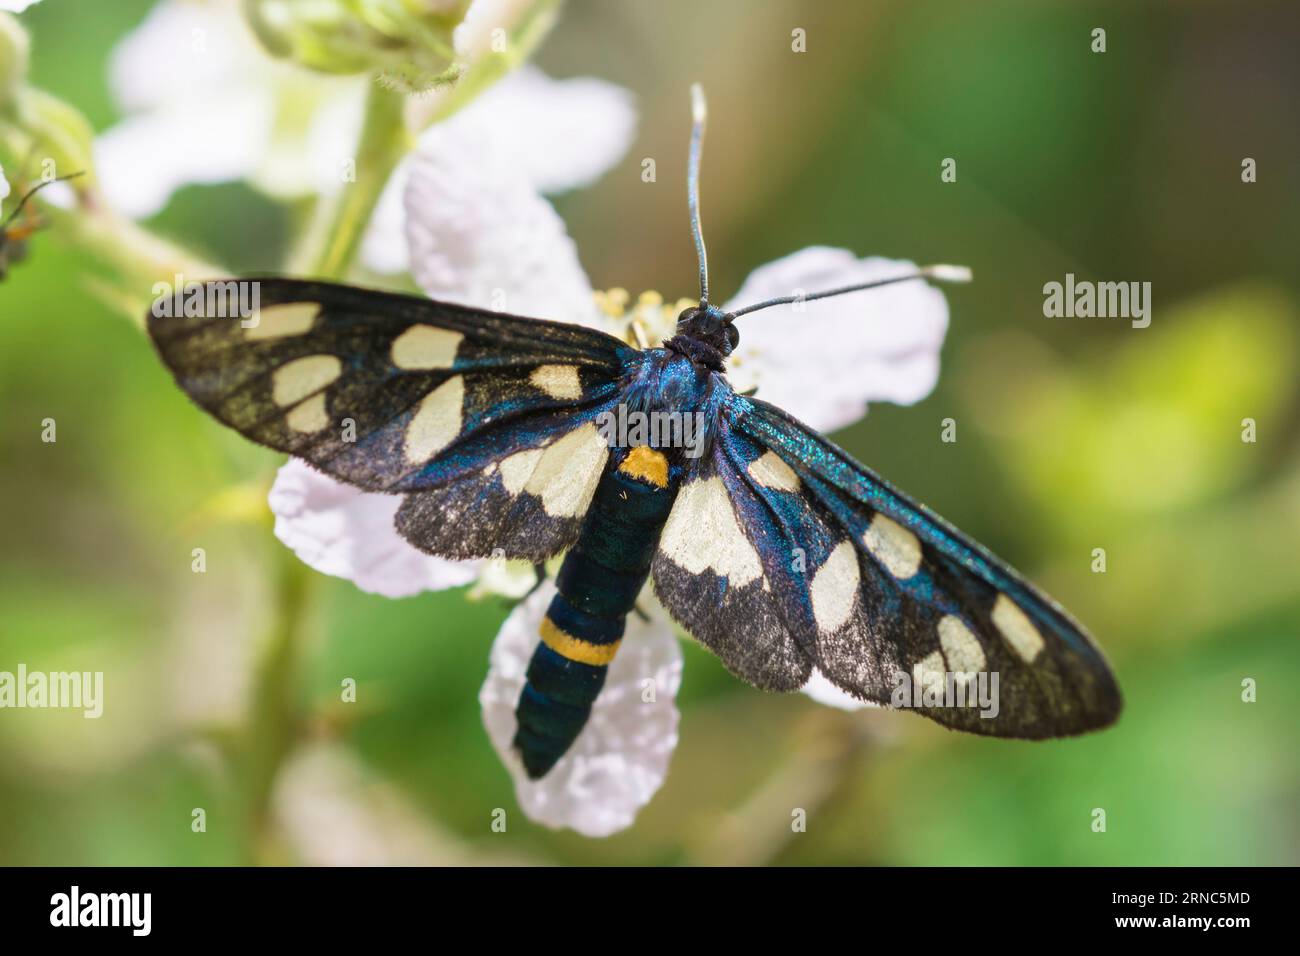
[523,422,608,517]
[499,448,544,495]
[809,541,860,634]
[992,594,1045,663]
[391,325,463,370]
[285,393,329,433]
[938,615,986,679]
[912,650,947,698]
[246,302,319,340]
[272,355,341,407]
[861,513,922,580]
[529,364,583,400]
[403,376,464,464]
[659,476,763,587]
[746,450,800,492]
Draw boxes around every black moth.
[147,87,1120,780]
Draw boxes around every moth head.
[677,303,739,355]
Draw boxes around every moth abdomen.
[513,446,680,777]
[514,594,620,778]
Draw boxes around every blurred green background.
[1,0,1298,865]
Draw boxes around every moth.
[0,171,81,281]
[147,87,1120,779]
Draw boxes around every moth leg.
[632,603,651,623]
[738,386,758,397]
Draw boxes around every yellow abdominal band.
[539,616,621,667]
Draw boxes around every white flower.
[273,742,456,866]
[480,583,682,837]
[268,70,953,830]
[723,248,949,433]
[0,164,10,215]
[362,64,635,275]
[272,741,539,865]
[91,0,555,220]
[268,458,478,599]
[94,0,366,217]
[0,1,41,13]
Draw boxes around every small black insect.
[0,172,82,281]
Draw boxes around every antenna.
[728,263,972,319]
[1,171,84,233]
[688,83,709,306]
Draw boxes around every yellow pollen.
[594,287,631,319]
[596,290,701,349]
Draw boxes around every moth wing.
[651,417,819,692]
[729,395,1122,737]
[149,278,634,561]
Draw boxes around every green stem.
[48,196,220,326]
[242,81,412,863]
[296,82,409,278]
[243,548,312,865]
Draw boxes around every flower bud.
[0,12,31,113]
[243,0,470,94]
[12,88,96,183]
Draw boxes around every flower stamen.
[594,288,695,349]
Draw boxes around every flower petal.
[273,741,540,865]
[403,136,601,325]
[480,583,682,837]
[801,668,880,712]
[95,0,363,216]
[94,0,270,216]
[268,459,478,598]
[95,92,274,218]
[106,0,249,114]
[436,65,636,195]
[723,248,951,433]
[367,66,634,275]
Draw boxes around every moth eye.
[677,307,697,325]
[725,324,740,349]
